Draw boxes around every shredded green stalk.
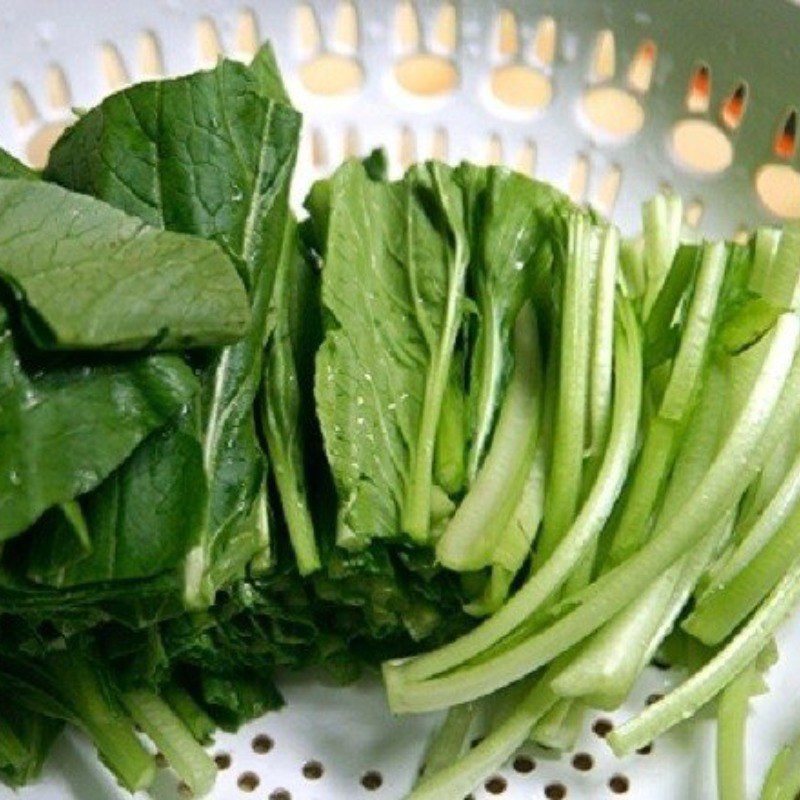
[162,683,216,745]
[122,689,216,797]
[437,303,542,571]
[387,316,798,713]
[609,554,800,756]
[538,213,594,560]
[642,193,683,318]
[420,701,481,779]
[385,300,642,698]
[407,679,556,800]
[716,665,757,800]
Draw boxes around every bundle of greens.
[3,41,800,800]
[0,45,477,796]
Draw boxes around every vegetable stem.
[46,654,155,793]
[609,551,800,755]
[384,298,642,706]
[437,303,542,571]
[122,689,216,797]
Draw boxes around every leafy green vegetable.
[0,179,249,350]
[0,651,156,792]
[436,302,543,570]
[6,40,800,800]
[261,216,321,574]
[384,296,643,710]
[313,159,469,547]
[0,702,60,788]
[457,166,566,480]
[46,51,302,606]
[0,307,199,540]
[0,147,38,180]
[31,410,207,586]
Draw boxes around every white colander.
[2,1,800,798]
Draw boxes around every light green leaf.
[313,159,469,548]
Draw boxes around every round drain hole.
[237,771,260,792]
[592,718,614,738]
[513,754,536,773]
[609,774,630,794]
[485,775,507,794]
[252,734,274,754]
[572,752,594,771]
[302,760,324,779]
[361,770,383,790]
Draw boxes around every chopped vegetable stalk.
[748,228,782,296]
[588,226,620,460]
[437,302,542,571]
[538,214,594,561]
[608,553,800,756]
[122,689,216,797]
[641,193,683,318]
[529,698,584,750]
[46,654,155,793]
[162,683,216,745]
[386,315,798,713]
[608,242,726,565]
[384,299,642,707]
[644,244,702,367]
[760,726,800,800]
[683,499,800,645]
[464,442,547,616]
[407,678,556,800]
[553,363,730,707]
[716,663,765,800]
[702,444,800,592]
[619,237,646,304]
[420,701,481,779]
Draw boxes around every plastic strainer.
[2,1,800,798]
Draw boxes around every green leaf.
[45,49,301,605]
[313,159,470,548]
[0,308,199,540]
[248,41,291,103]
[0,179,249,350]
[22,501,92,584]
[455,165,568,480]
[37,410,207,587]
[0,147,38,180]
[261,217,321,574]
[0,703,61,789]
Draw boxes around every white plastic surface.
[2,1,800,798]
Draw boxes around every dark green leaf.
[0,309,199,540]
[0,147,38,180]
[0,179,249,350]
[46,50,301,605]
